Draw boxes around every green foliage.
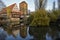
[28,9,60,40]
[30,9,50,27]
[7,7,11,17]
[7,7,11,13]
[49,10,60,22]
[53,10,60,16]
[49,12,57,21]
[27,13,34,25]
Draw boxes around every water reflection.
[0,26,60,40]
[46,33,53,40]
[0,27,34,40]
[0,27,7,40]
[29,27,60,40]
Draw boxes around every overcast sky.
[2,0,58,11]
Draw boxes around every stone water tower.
[19,1,28,38]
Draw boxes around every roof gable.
[2,3,16,12]
[12,4,20,12]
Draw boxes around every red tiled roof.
[8,3,16,10]
[2,3,16,12]
[1,3,23,15]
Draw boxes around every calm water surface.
[0,27,60,40]
[0,27,34,40]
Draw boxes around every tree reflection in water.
[0,27,34,40]
[29,26,60,40]
[0,25,60,40]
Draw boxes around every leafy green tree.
[49,10,60,22]
[48,10,60,39]
[29,9,50,40]
[30,9,50,27]
[27,9,60,40]
[27,13,34,25]
[7,7,11,18]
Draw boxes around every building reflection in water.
[0,26,34,40]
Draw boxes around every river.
[0,27,34,40]
[0,27,60,40]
